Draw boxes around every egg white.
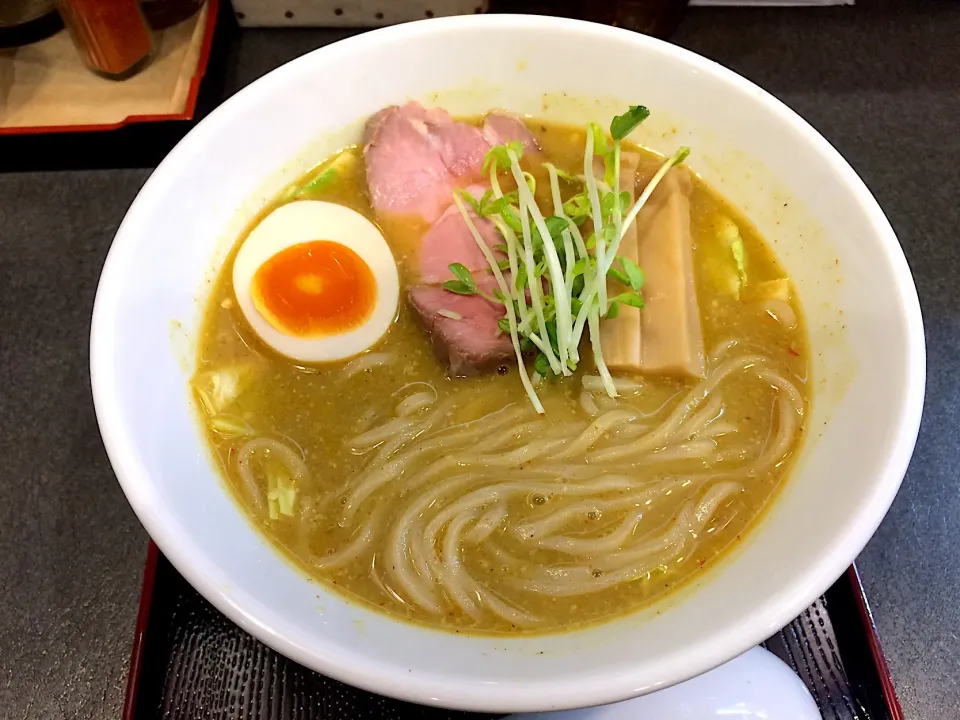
[232,201,399,363]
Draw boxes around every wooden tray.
[0,0,218,135]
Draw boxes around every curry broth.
[194,117,809,634]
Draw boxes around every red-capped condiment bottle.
[58,0,154,79]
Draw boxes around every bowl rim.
[90,13,926,712]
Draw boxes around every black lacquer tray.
[124,543,903,720]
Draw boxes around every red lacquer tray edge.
[0,0,219,137]
[123,541,160,720]
[846,564,905,720]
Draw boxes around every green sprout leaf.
[608,266,630,286]
[457,188,481,213]
[572,274,585,297]
[613,291,645,309]
[515,263,528,291]
[606,301,620,320]
[600,191,631,220]
[483,140,525,173]
[444,263,479,296]
[543,216,568,240]
[482,191,520,218]
[448,263,476,287]
[621,257,645,291]
[610,105,651,141]
[562,193,592,221]
[442,281,477,295]
[672,146,691,166]
[534,352,551,377]
[500,206,523,234]
[545,320,559,348]
[477,189,495,213]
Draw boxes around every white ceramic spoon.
[509,647,821,720]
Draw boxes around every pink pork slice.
[418,187,505,284]
[364,103,491,221]
[364,105,541,222]
[364,104,456,222]
[394,102,490,182]
[482,113,541,155]
[425,119,490,183]
[407,277,513,377]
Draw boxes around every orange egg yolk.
[251,240,377,337]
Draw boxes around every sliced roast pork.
[482,113,541,155]
[364,103,489,221]
[364,104,540,222]
[408,278,513,377]
[417,189,505,284]
[363,105,456,222]
[425,119,490,182]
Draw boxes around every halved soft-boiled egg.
[232,201,399,363]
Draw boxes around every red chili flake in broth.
[787,347,800,357]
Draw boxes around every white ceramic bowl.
[90,15,925,713]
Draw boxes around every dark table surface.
[1,2,958,718]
